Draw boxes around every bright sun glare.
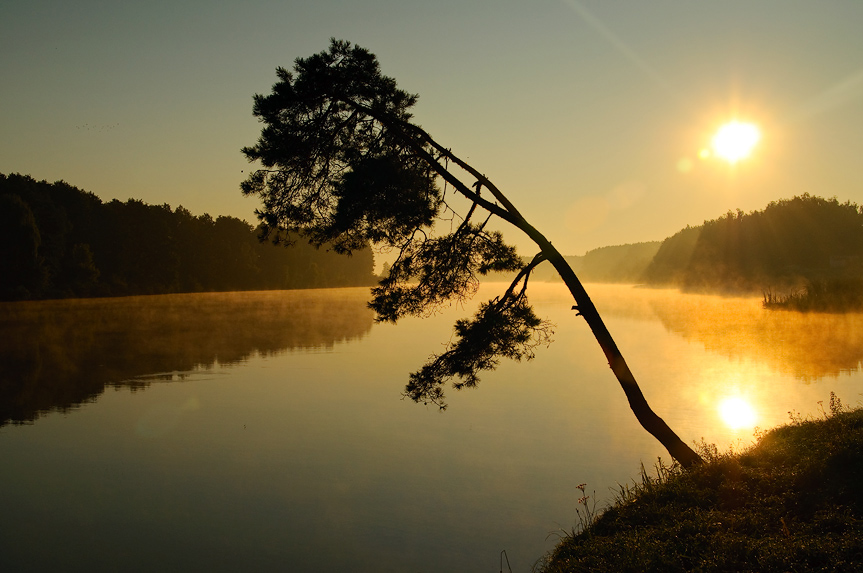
[718,397,757,430]
[710,121,761,163]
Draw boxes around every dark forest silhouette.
[644,194,863,292]
[5,170,857,303]
[0,173,376,300]
[525,196,863,294]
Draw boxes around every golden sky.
[2,0,862,255]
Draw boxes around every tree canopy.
[242,39,702,467]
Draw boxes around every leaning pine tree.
[241,39,703,468]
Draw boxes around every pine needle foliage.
[406,265,552,408]
[242,39,543,404]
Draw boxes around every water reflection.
[524,282,863,448]
[585,284,863,380]
[2,283,861,571]
[0,289,373,426]
[650,292,863,380]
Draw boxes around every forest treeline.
[526,242,661,283]
[524,194,862,293]
[0,173,376,300]
[643,194,863,292]
[4,171,857,300]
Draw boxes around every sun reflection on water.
[718,396,758,430]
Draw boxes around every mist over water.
[0,289,374,426]
[1,284,860,571]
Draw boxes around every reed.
[763,278,863,312]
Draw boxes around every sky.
[2,0,862,256]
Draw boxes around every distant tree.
[241,39,702,467]
[67,243,100,295]
[0,193,45,297]
[642,225,702,286]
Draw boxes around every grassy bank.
[537,395,863,572]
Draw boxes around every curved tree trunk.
[496,203,703,467]
[387,113,704,468]
[250,46,703,468]
[540,245,703,468]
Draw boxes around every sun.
[711,121,760,163]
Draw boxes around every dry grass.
[536,395,863,572]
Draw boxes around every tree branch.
[343,101,520,226]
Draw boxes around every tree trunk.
[541,242,703,468]
[387,116,704,467]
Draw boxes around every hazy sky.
[2,1,862,255]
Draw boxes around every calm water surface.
[1,284,861,571]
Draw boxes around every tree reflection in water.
[644,290,863,380]
[572,284,863,381]
[4,284,862,428]
[0,289,374,426]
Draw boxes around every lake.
[2,283,861,572]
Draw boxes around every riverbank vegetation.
[537,396,863,572]
[763,278,863,312]
[0,173,376,300]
